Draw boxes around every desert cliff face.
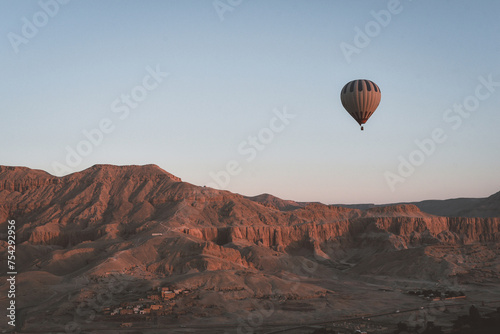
[1,164,499,262]
[2,165,498,248]
[0,164,499,332]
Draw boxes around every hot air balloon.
[340,79,381,130]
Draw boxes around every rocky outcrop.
[1,164,499,249]
[182,216,500,253]
[3,164,499,333]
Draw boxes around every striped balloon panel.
[340,79,381,125]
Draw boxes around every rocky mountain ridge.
[1,164,499,250]
[1,164,499,333]
[0,165,500,254]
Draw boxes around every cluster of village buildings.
[103,287,188,317]
[406,289,466,301]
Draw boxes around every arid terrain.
[0,164,499,333]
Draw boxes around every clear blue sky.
[1,0,499,204]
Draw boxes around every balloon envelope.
[340,79,381,129]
